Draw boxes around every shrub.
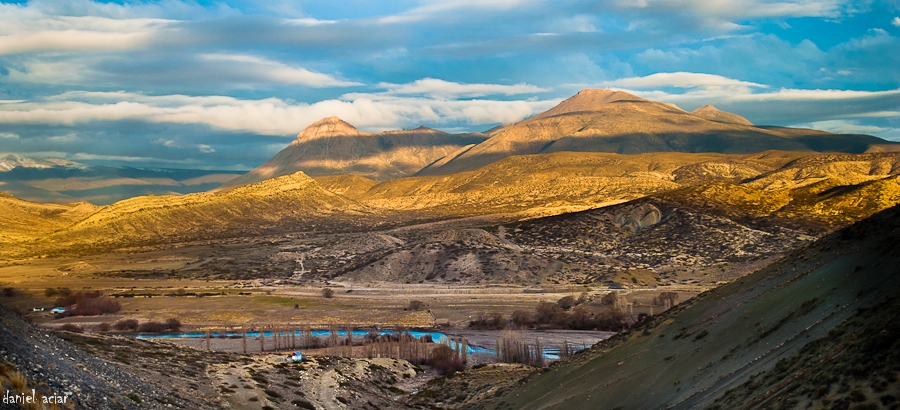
[321,288,334,298]
[429,345,465,375]
[95,322,111,332]
[71,297,121,316]
[165,317,181,332]
[511,310,533,327]
[55,291,121,316]
[599,292,618,305]
[557,296,577,310]
[534,301,566,326]
[408,300,425,310]
[136,319,182,333]
[469,312,507,330]
[137,321,168,333]
[1,287,17,297]
[60,323,84,333]
[113,319,139,331]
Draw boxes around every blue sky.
[0,0,898,170]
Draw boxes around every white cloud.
[0,91,559,135]
[282,17,337,26]
[0,5,177,54]
[602,72,768,91]
[375,78,549,98]
[893,17,900,27]
[377,0,533,24]
[806,119,886,134]
[154,137,216,153]
[616,85,900,107]
[0,132,19,139]
[199,54,362,87]
[613,0,853,23]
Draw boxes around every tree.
[534,301,565,325]
[600,292,618,305]
[557,295,577,310]
[570,307,594,330]
[511,310,533,327]
[429,345,464,375]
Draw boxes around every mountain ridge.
[416,88,894,176]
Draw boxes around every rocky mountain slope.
[418,89,891,176]
[487,204,900,409]
[286,198,813,287]
[219,117,487,188]
[0,304,217,409]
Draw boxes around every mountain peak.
[532,89,646,120]
[691,105,753,126]
[294,116,366,144]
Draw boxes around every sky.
[0,0,898,170]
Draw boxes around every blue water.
[132,329,584,358]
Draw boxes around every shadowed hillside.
[220,117,487,188]
[487,204,900,410]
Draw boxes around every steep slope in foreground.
[0,305,218,409]
[31,171,377,256]
[489,205,900,410]
[420,89,892,175]
[220,117,486,188]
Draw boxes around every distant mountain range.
[0,154,243,205]
[219,89,895,186]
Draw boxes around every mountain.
[24,171,379,256]
[0,157,243,205]
[690,104,753,125]
[6,150,900,259]
[218,117,487,188]
[347,151,900,226]
[0,192,99,256]
[418,89,893,176]
[488,203,900,410]
[0,153,85,171]
[360,151,807,216]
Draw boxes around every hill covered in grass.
[487,204,900,409]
